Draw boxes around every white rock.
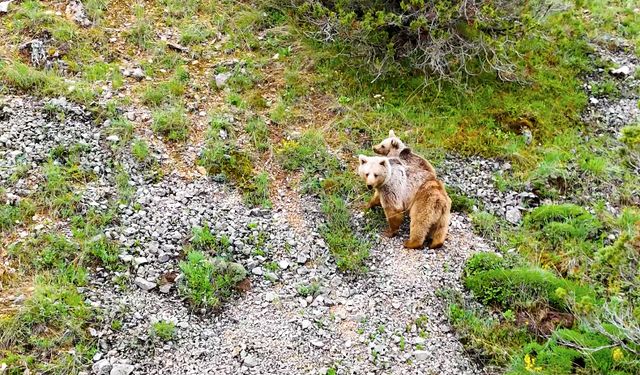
[265,292,277,302]
[0,1,11,13]
[92,359,112,375]
[589,97,599,104]
[106,135,120,142]
[133,257,148,266]
[278,259,290,269]
[611,66,631,76]
[131,67,145,80]
[243,354,258,367]
[505,207,522,224]
[311,340,324,348]
[301,320,312,330]
[134,277,156,291]
[215,72,232,88]
[413,350,429,361]
[159,284,172,294]
[110,364,134,375]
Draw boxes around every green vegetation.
[150,321,176,342]
[152,105,189,142]
[296,282,320,297]
[457,203,640,373]
[277,130,368,272]
[0,275,96,374]
[178,251,247,310]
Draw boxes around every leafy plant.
[178,251,247,310]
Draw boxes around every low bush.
[178,251,247,310]
[279,0,551,81]
[150,321,176,342]
[464,252,505,278]
[464,267,595,312]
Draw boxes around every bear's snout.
[366,184,373,190]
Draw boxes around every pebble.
[134,277,157,291]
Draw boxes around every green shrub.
[150,321,175,341]
[464,252,505,278]
[190,224,230,253]
[464,267,594,311]
[280,0,546,81]
[131,139,150,162]
[449,303,532,366]
[178,251,247,310]
[621,125,640,148]
[448,189,477,213]
[243,172,272,208]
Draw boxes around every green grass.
[131,138,150,162]
[152,105,189,142]
[243,172,272,208]
[178,251,247,310]
[0,275,96,374]
[245,116,270,152]
[150,321,176,341]
[296,281,320,297]
[127,5,154,49]
[0,199,36,233]
[320,194,369,273]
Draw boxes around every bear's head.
[357,155,390,189]
[373,129,406,157]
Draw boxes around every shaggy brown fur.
[358,155,451,248]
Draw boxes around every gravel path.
[1,95,496,374]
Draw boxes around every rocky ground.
[1,26,637,375]
[1,94,496,374]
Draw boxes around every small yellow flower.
[524,354,535,370]
[524,354,542,372]
[613,347,624,362]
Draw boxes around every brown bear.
[357,155,451,249]
[373,130,436,177]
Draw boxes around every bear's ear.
[399,148,411,158]
[379,159,387,167]
[388,129,396,138]
[391,139,399,149]
[358,154,368,164]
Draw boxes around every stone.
[131,68,145,80]
[0,1,11,13]
[110,364,134,375]
[265,292,277,302]
[214,72,232,88]
[251,267,263,276]
[92,359,112,375]
[106,135,120,142]
[243,354,258,367]
[159,284,172,294]
[611,66,631,76]
[505,207,522,224]
[413,350,429,361]
[311,340,324,348]
[278,259,290,269]
[134,277,157,291]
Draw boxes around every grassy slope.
[0,0,639,373]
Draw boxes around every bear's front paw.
[382,229,397,238]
